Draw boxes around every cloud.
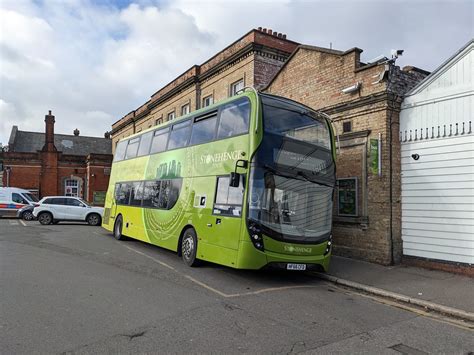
[0,0,472,146]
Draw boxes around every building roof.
[9,129,112,156]
[404,39,474,97]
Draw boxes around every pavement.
[319,255,474,321]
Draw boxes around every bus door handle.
[207,223,212,227]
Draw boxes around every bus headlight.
[324,234,332,255]
[248,222,264,251]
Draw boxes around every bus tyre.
[87,213,101,226]
[113,215,126,240]
[38,212,53,225]
[181,228,201,267]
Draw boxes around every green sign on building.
[369,138,379,175]
[93,191,106,205]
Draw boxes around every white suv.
[33,196,104,226]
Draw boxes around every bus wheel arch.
[113,214,126,240]
[179,226,201,267]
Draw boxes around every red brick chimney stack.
[43,110,56,152]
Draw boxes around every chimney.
[43,110,57,152]
[73,128,80,136]
[104,131,111,139]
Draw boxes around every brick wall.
[110,28,295,153]
[266,46,427,265]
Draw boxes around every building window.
[337,177,358,216]
[181,103,190,116]
[65,179,80,197]
[155,117,163,125]
[230,79,244,97]
[167,111,176,121]
[343,121,352,133]
[202,95,213,107]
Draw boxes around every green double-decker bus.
[102,90,336,271]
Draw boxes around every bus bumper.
[236,240,331,272]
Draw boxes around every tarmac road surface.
[1,218,473,354]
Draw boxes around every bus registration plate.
[287,263,306,271]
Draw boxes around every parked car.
[33,196,103,226]
[0,187,38,220]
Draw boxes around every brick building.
[110,28,299,148]
[1,111,113,204]
[110,28,429,265]
[265,45,428,264]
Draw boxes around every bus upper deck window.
[217,98,250,139]
[150,128,169,154]
[114,140,127,161]
[168,120,191,150]
[137,131,153,157]
[125,137,140,159]
[190,112,218,145]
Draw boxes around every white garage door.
[401,134,474,264]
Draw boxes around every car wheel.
[87,213,101,226]
[22,210,34,221]
[113,215,126,240]
[38,212,53,225]
[181,228,201,267]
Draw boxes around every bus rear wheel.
[181,228,200,267]
[113,215,126,240]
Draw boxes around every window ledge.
[333,215,369,227]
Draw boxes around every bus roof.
[119,90,258,143]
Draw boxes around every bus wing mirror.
[229,172,240,187]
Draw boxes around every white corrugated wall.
[400,40,474,265]
[401,135,474,264]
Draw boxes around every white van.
[0,187,39,220]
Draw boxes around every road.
[1,218,473,354]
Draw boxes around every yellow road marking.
[122,244,176,271]
[121,243,320,298]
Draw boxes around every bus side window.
[158,180,171,209]
[190,112,218,145]
[114,141,127,162]
[150,128,169,154]
[116,183,132,205]
[125,137,140,159]
[167,179,182,209]
[142,181,161,208]
[130,182,144,206]
[217,98,250,139]
[137,131,153,157]
[168,120,191,150]
[213,175,244,216]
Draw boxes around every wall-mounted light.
[341,82,361,94]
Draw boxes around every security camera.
[411,154,420,161]
[391,49,404,58]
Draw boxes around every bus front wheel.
[181,228,200,267]
[113,215,126,240]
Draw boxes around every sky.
[0,0,472,145]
